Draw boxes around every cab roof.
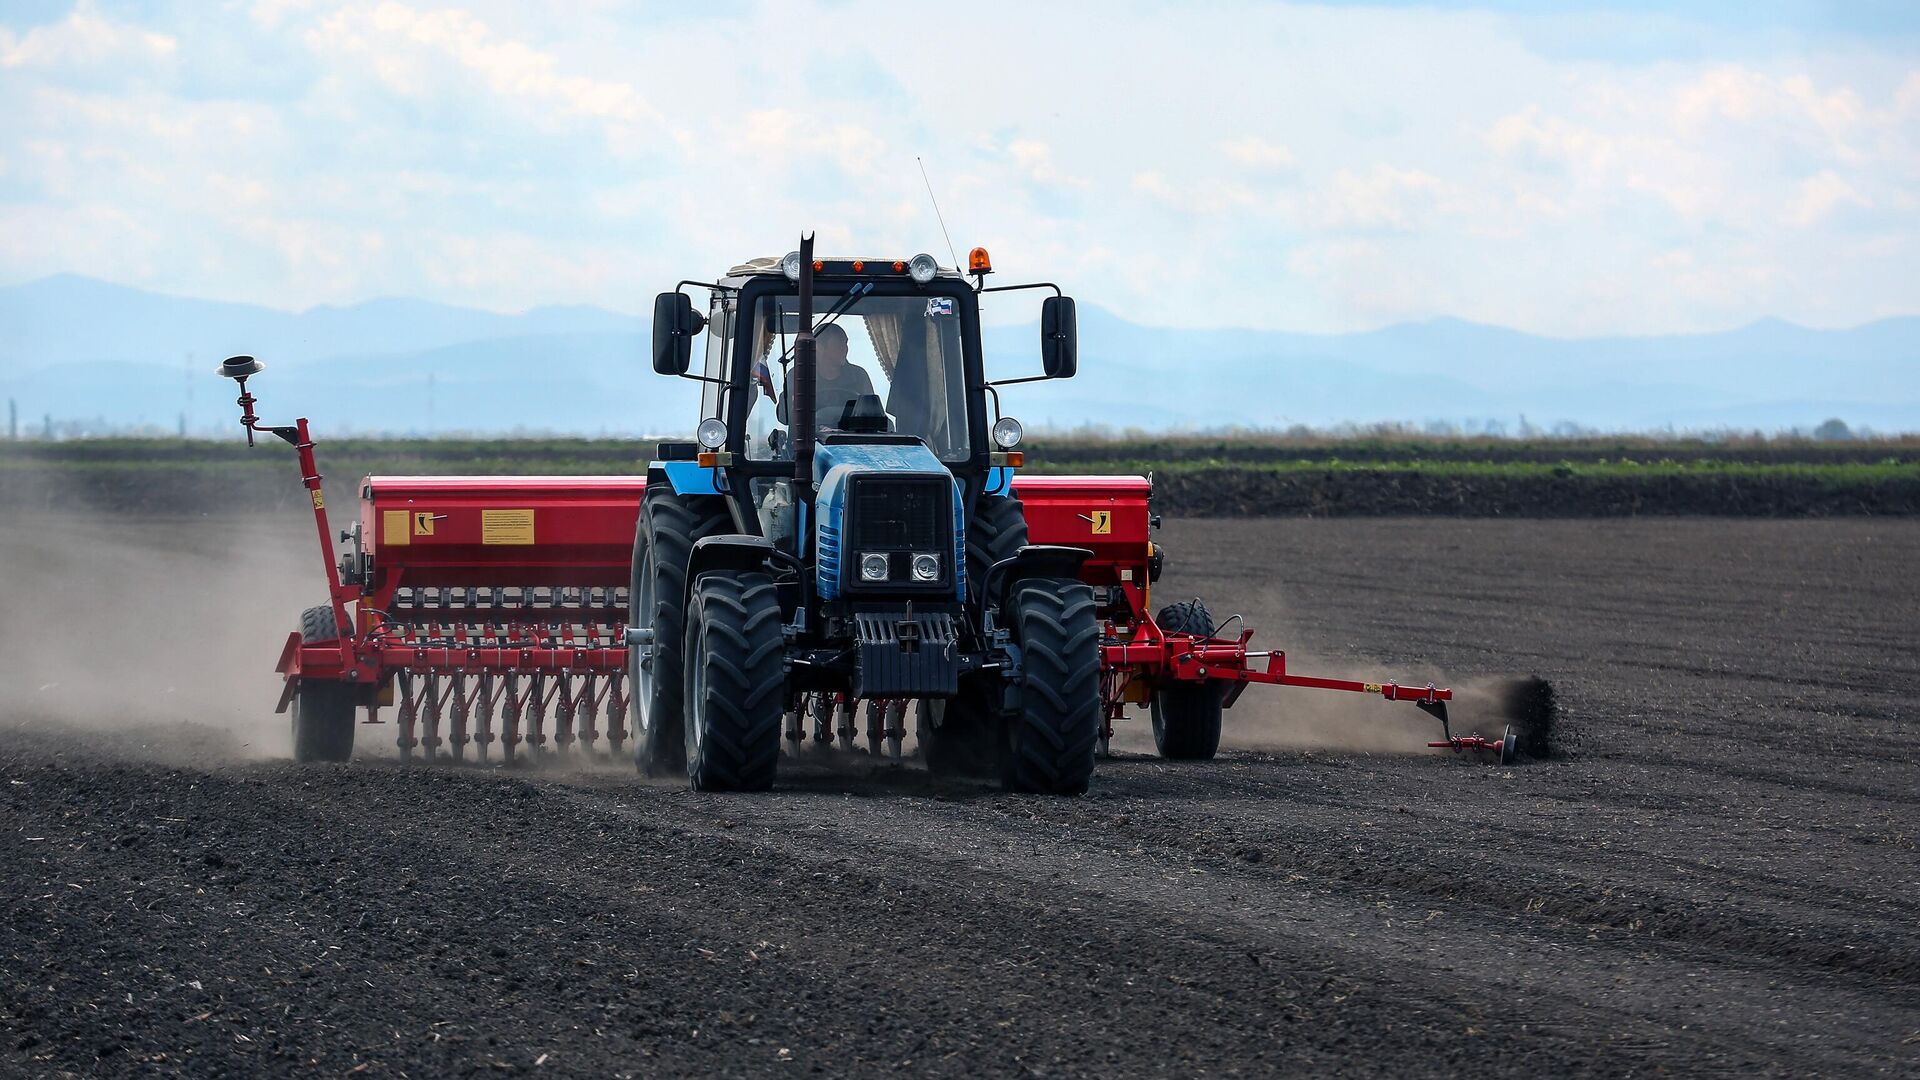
[723,255,964,283]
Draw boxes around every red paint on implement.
[279,467,1464,757]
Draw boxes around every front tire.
[1004,577,1101,795]
[683,573,785,792]
[629,486,729,775]
[291,604,355,763]
[1151,600,1225,760]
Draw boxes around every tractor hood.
[812,439,966,602]
[812,438,949,484]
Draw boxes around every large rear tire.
[1152,600,1225,760]
[683,573,785,792]
[629,487,730,775]
[1004,577,1101,795]
[291,604,355,763]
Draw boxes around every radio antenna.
[917,156,961,272]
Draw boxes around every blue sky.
[0,1,1915,335]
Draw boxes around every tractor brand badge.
[1090,510,1112,535]
[413,511,437,537]
[925,296,955,317]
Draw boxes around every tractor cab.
[653,250,1073,482]
[735,273,974,461]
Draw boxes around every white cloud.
[1300,166,1458,231]
[1487,107,1619,173]
[1483,63,1917,242]
[1898,71,1920,116]
[1673,66,1865,141]
[1131,170,1260,217]
[1006,139,1085,189]
[1788,169,1869,226]
[303,3,666,139]
[0,1,1913,335]
[0,2,175,73]
[1486,104,1726,220]
[731,109,888,179]
[1220,136,1295,171]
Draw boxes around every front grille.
[850,478,947,552]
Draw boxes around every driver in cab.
[776,323,875,430]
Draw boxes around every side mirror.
[1040,296,1077,379]
[652,292,705,376]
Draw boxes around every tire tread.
[292,603,355,763]
[1152,600,1225,760]
[685,573,785,792]
[1006,577,1100,795]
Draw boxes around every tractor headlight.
[781,251,804,281]
[696,417,727,449]
[911,552,940,582]
[992,416,1023,449]
[908,253,939,284]
[860,552,890,582]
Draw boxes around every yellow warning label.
[383,509,410,546]
[412,511,437,537]
[482,509,535,546]
[310,489,325,510]
[1363,682,1383,694]
[1090,510,1112,535]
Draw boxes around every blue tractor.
[630,236,1097,793]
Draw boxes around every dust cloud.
[1228,660,1542,753]
[1105,649,1465,756]
[0,511,320,760]
[1110,650,1551,759]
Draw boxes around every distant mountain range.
[1,273,1914,437]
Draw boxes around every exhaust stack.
[792,232,816,490]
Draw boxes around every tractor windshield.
[743,292,972,462]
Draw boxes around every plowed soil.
[1147,467,1920,517]
[3,517,1917,1077]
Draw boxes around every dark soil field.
[3,515,1918,1077]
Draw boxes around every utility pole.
[427,372,436,437]
[7,397,15,441]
